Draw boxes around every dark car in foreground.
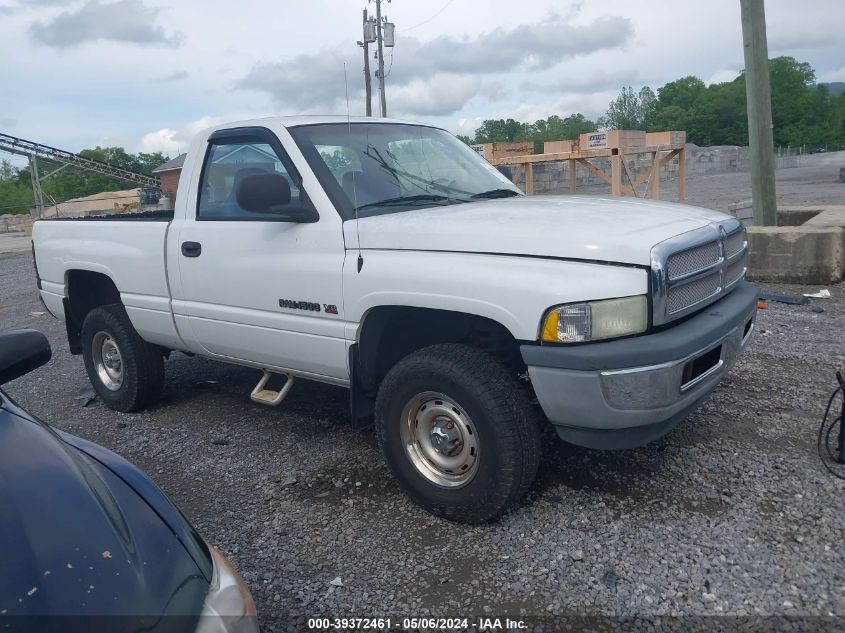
[0,329,258,633]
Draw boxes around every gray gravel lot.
[2,244,845,630]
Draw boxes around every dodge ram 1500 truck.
[32,116,757,523]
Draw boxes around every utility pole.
[740,0,777,226]
[28,156,44,218]
[360,9,373,116]
[374,0,387,117]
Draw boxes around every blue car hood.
[0,398,211,623]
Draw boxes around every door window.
[197,140,305,220]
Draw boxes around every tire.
[375,343,541,523]
[81,304,164,413]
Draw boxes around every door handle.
[181,241,202,257]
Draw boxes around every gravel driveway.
[2,249,844,631]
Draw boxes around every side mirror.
[0,330,51,386]
[236,173,319,223]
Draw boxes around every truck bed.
[32,217,177,348]
[40,210,174,222]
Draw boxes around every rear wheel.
[375,343,540,523]
[81,304,164,412]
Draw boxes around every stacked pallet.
[543,140,578,154]
[470,142,534,160]
[645,131,686,146]
[579,130,646,150]
[540,131,686,154]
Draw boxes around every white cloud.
[817,67,845,83]
[522,68,656,95]
[138,128,182,154]
[453,117,484,139]
[158,70,188,83]
[768,20,840,51]
[706,68,741,85]
[137,115,224,154]
[490,91,616,125]
[389,75,484,117]
[30,0,183,48]
[240,13,634,116]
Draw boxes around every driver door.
[172,126,348,381]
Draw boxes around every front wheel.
[375,343,540,523]
[81,304,164,412]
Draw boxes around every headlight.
[195,546,258,633]
[541,295,648,343]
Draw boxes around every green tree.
[769,57,815,145]
[532,114,596,142]
[0,148,171,215]
[598,86,656,130]
[0,160,18,180]
[648,76,707,138]
[77,147,169,176]
[644,57,845,148]
[0,161,35,214]
[466,114,596,152]
[699,77,748,145]
[473,118,532,143]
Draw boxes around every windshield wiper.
[357,194,451,210]
[470,188,520,199]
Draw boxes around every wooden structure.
[471,141,534,161]
[491,130,687,202]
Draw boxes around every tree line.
[458,56,845,152]
[0,147,169,215]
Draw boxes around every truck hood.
[353,195,731,266]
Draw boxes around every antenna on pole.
[343,62,364,273]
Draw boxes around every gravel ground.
[2,246,845,630]
[0,232,31,254]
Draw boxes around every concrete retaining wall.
[747,225,845,284]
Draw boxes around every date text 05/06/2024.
[306,617,528,630]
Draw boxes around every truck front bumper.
[521,281,758,450]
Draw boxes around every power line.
[402,0,457,32]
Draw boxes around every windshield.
[288,123,522,218]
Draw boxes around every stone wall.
[0,213,33,234]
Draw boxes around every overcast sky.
[1,0,843,162]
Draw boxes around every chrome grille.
[725,230,746,258]
[725,256,747,287]
[651,219,748,325]
[667,272,721,314]
[667,241,721,279]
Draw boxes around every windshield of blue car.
[288,122,522,219]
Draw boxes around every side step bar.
[250,370,295,406]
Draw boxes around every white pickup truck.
[32,116,757,522]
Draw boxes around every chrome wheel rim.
[399,391,479,488]
[92,331,123,391]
